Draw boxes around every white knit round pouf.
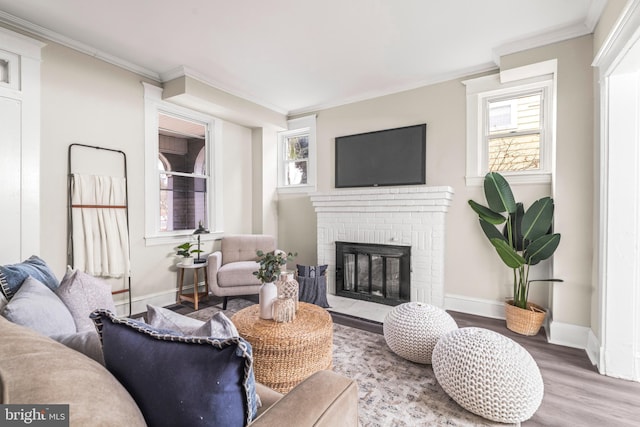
[383,302,458,364]
[432,327,544,424]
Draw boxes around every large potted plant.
[468,172,562,335]
[253,250,296,320]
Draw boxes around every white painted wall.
[34,38,258,314]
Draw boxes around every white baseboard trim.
[444,294,505,320]
[547,319,590,350]
[586,329,603,371]
[445,294,594,351]
[113,283,207,317]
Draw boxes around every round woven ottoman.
[383,302,458,364]
[432,327,544,423]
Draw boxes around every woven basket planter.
[505,300,546,336]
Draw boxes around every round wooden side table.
[176,260,208,311]
[231,302,333,393]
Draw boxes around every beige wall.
[36,39,259,313]
[500,35,595,326]
[279,35,596,327]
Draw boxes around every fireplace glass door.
[336,242,410,306]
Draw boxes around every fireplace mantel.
[310,186,454,307]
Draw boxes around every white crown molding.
[289,62,498,116]
[492,19,598,66]
[160,65,289,116]
[0,10,160,82]
[585,0,609,32]
[593,0,640,72]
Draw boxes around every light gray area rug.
[188,301,509,427]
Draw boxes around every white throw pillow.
[56,267,117,332]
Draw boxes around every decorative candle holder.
[276,271,299,311]
[272,296,296,323]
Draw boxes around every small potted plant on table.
[176,242,203,266]
[468,172,562,335]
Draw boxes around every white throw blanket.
[71,174,130,278]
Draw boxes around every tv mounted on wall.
[335,124,426,188]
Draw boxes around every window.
[463,60,556,185]
[158,112,208,232]
[143,83,223,244]
[486,91,543,172]
[277,115,316,193]
[281,130,309,186]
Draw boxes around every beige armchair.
[207,234,276,309]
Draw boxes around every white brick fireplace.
[310,186,454,308]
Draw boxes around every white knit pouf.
[432,327,544,424]
[383,302,458,364]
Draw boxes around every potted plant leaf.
[468,172,562,335]
[175,242,203,266]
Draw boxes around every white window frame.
[142,82,224,245]
[463,59,557,186]
[277,114,317,193]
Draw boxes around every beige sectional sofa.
[0,315,359,426]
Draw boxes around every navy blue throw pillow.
[0,255,59,300]
[296,264,328,278]
[90,310,258,427]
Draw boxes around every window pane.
[158,136,206,174]
[489,93,541,136]
[285,160,307,185]
[159,175,207,231]
[285,135,309,161]
[488,134,540,172]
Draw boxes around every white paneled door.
[0,96,22,262]
[0,27,44,263]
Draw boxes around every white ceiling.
[0,0,606,115]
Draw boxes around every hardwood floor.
[168,297,640,426]
[330,309,640,426]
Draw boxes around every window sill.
[465,172,552,187]
[277,184,316,194]
[144,231,223,247]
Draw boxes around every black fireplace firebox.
[335,241,410,306]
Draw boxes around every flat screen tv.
[335,124,426,188]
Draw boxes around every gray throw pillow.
[1,276,76,336]
[146,304,204,334]
[146,304,239,338]
[56,267,117,332]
